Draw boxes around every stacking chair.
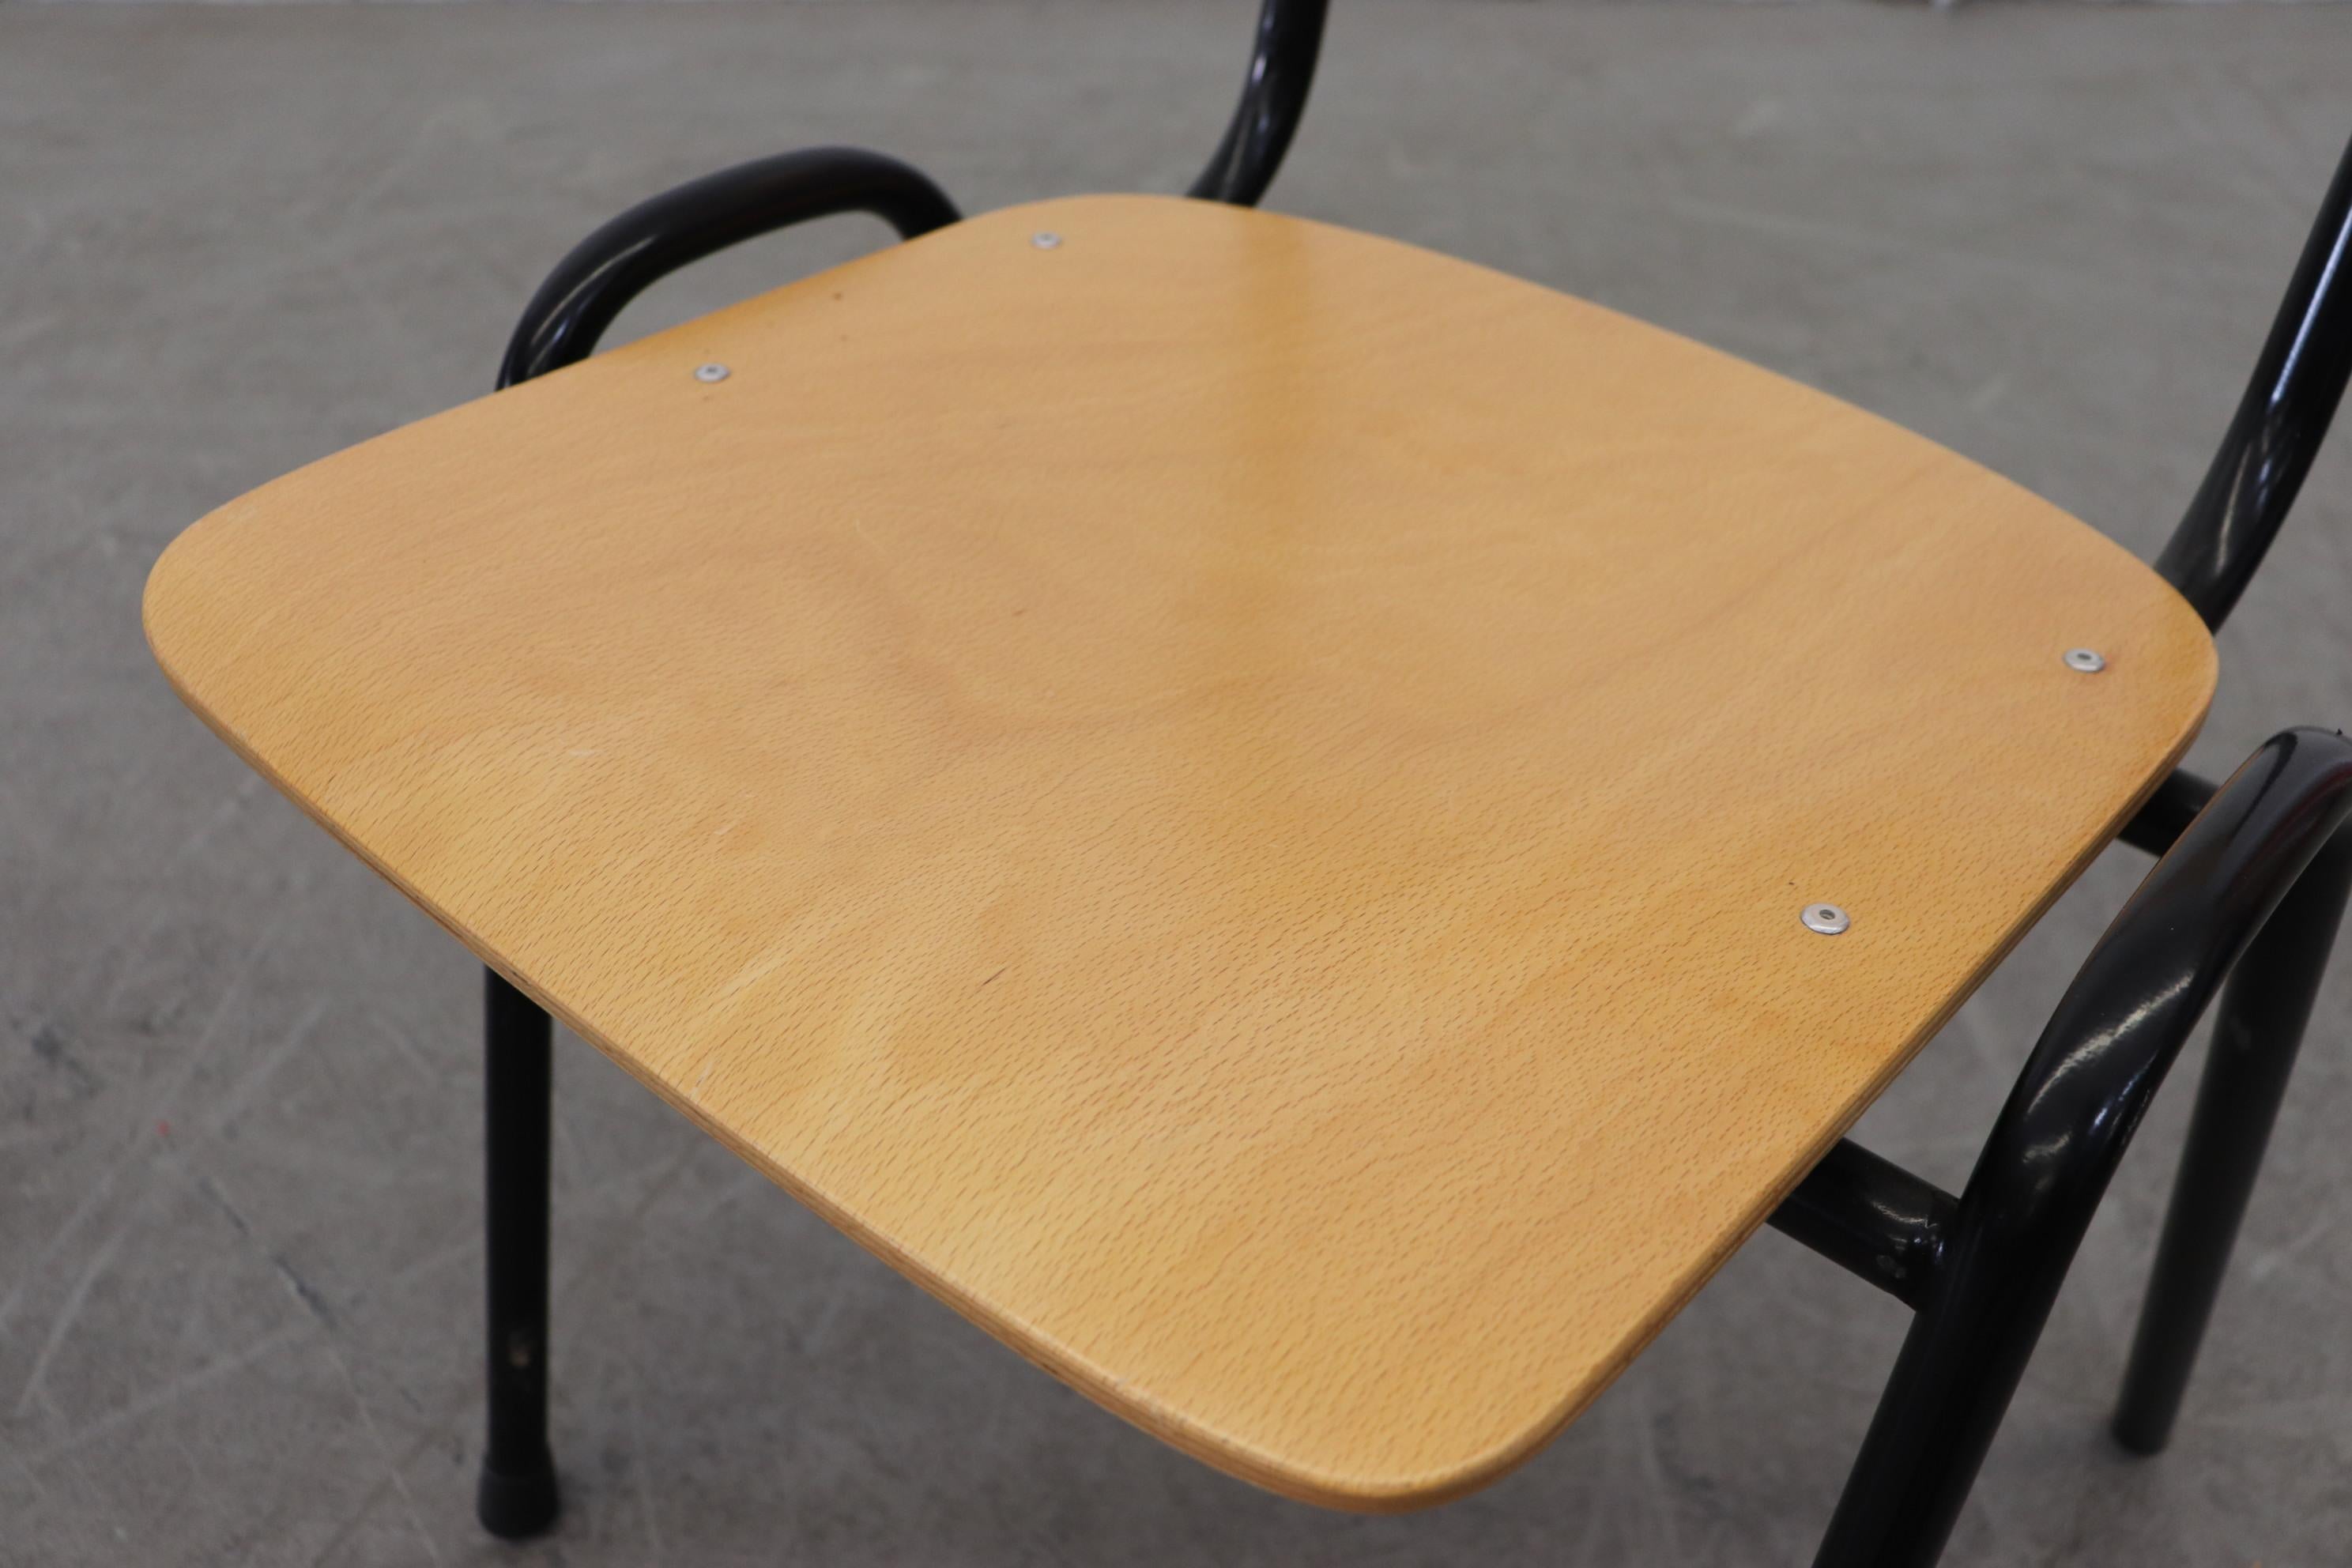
[140,5,2352,1563]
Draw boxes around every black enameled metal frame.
[468,4,2352,1562]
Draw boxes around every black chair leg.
[1807,1216,2077,1567]
[2113,833,2352,1453]
[477,967,560,1538]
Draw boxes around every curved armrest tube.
[498,145,962,390]
[1815,728,2352,1565]
[1969,727,2352,1233]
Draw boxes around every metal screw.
[1031,232,1062,250]
[694,363,730,383]
[2063,647,2106,673]
[1801,903,1852,937]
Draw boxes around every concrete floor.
[5,2,2352,1564]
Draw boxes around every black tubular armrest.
[496,0,1339,392]
[497,145,961,390]
[1964,729,2352,1248]
[1816,729,2352,1568]
[1917,730,2352,1451]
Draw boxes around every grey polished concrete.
[4,3,2351,1564]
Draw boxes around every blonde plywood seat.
[145,193,2217,1509]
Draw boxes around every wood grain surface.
[144,194,2215,1509]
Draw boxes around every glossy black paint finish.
[2154,133,2352,629]
[1767,1139,1956,1310]
[1810,728,2352,1568]
[2113,826,2352,1452]
[496,146,961,389]
[477,971,558,1539]
[1187,0,1329,207]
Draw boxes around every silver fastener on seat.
[1801,903,1852,936]
[1032,232,1063,250]
[2064,647,2106,673]
[694,363,730,383]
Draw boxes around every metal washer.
[1801,903,1853,936]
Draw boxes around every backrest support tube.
[2154,132,2352,628]
[1188,0,1331,207]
